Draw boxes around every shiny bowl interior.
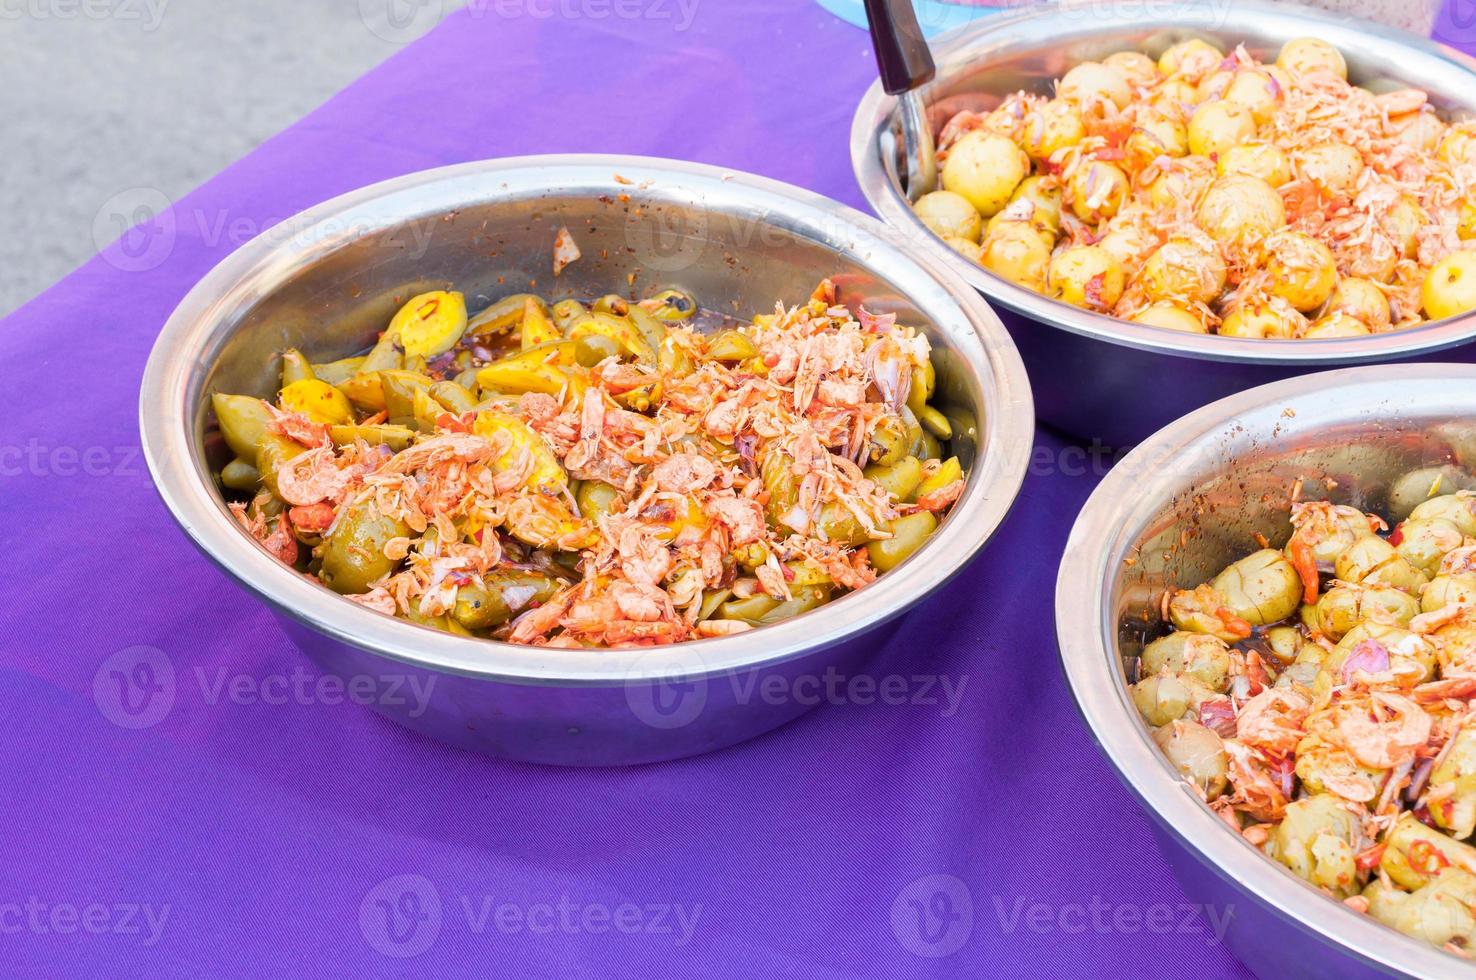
[1056,363,1476,977]
[139,155,1034,685]
[850,0,1476,365]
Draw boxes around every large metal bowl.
[851,0,1476,447]
[1057,363,1476,978]
[138,155,1033,766]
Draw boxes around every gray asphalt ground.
[0,0,459,317]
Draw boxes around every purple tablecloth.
[8,3,1476,977]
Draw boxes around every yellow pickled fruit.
[943,236,984,263]
[389,290,468,358]
[941,131,1029,217]
[1151,77,1200,120]
[1459,201,1476,243]
[1217,142,1291,187]
[1047,245,1124,312]
[1057,61,1131,109]
[1067,160,1128,223]
[1006,175,1063,234]
[1195,70,1234,103]
[1131,301,1206,333]
[1196,175,1285,250]
[1022,100,1086,163]
[1187,100,1256,158]
[1297,142,1364,199]
[1157,38,1222,81]
[913,190,983,242]
[1325,277,1391,329]
[1385,195,1426,260]
[1276,37,1347,79]
[1141,155,1215,211]
[1218,303,1302,339]
[979,222,1052,293]
[1423,251,1476,321]
[1138,237,1227,306]
[472,411,567,489]
[1265,231,1338,312]
[279,379,353,424]
[475,341,579,396]
[1095,227,1157,278]
[1123,113,1188,172]
[1224,70,1280,123]
[1304,311,1372,338]
[567,312,655,363]
[1104,50,1159,88]
[520,297,562,350]
[1391,110,1445,153]
[1439,123,1476,167]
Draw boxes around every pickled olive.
[1381,813,1476,891]
[328,423,414,451]
[575,480,622,523]
[980,221,1052,292]
[1428,728,1476,838]
[279,348,316,386]
[1296,141,1364,199]
[1141,631,1232,691]
[212,393,274,459]
[451,572,563,631]
[1276,37,1347,79]
[549,298,589,331]
[1219,303,1303,339]
[1152,720,1228,799]
[1186,100,1255,158]
[388,290,467,358]
[1304,312,1371,339]
[1421,574,1476,615]
[942,131,1029,216]
[317,498,409,595]
[1130,302,1206,333]
[1336,535,1430,594]
[279,379,354,425]
[815,502,869,548]
[220,457,260,492]
[1264,796,1360,897]
[1066,161,1128,223]
[1394,518,1464,574]
[1264,231,1338,312]
[1410,493,1476,536]
[864,456,925,503]
[917,405,952,440]
[1137,237,1227,306]
[1157,38,1222,79]
[1422,251,1476,321]
[915,457,963,502]
[1195,175,1286,250]
[706,329,757,362]
[1047,245,1124,312]
[1327,623,1436,684]
[913,190,984,243]
[1210,549,1303,626]
[1313,585,1419,641]
[254,433,305,499]
[1263,625,1305,666]
[403,596,473,636]
[867,512,938,572]
[905,359,935,418]
[1217,141,1291,186]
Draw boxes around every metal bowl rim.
[850,0,1476,365]
[1055,361,1476,977]
[138,153,1034,685]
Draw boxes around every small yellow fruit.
[1304,312,1372,338]
[1138,237,1227,306]
[1224,70,1281,123]
[1022,101,1087,163]
[1218,302,1303,339]
[1124,113,1188,171]
[1196,175,1286,250]
[1048,245,1125,312]
[941,131,1029,217]
[1157,38,1223,81]
[913,190,983,242]
[1187,100,1256,158]
[1058,61,1132,109]
[980,222,1053,293]
[1131,301,1206,332]
[1325,278,1391,329]
[1423,251,1476,321]
[279,379,354,424]
[1297,142,1364,199]
[1104,51,1159,88]
[1068,160,1129,222]
[1217,142,1291,187]
[1276,37,1347,79]
[1265,231,1338,312]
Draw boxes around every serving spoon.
[862,0,938,201]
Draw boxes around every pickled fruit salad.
[1137,477,1476,954]
[913,36,1476,337]
[212,279,964,647]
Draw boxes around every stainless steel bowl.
[851,0,1476,447]
[138,155,1033,766]
[1057,363,1476,978]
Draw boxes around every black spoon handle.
[863,0,936,95]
